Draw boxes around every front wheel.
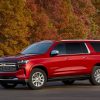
[27,68,47,90]
[0,82,17,89]
[89,66,100,85]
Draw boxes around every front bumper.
[0,78,26,83]
[0,69,28,83]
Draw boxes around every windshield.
[21,41,53,55]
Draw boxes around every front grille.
[0,63,17,72]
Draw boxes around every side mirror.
[51,50,59,56]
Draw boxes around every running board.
[48,74,90,81]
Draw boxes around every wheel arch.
[92,63,100,71]
[95,63,100,66]
[30,65,48,78]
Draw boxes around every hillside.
[27,0,99,41]
[92,0,100,39]
[0,0,99,56]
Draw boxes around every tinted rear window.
[65,43,88,54]
[91,42,100,52]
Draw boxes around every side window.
[80,43,89,53]
[65,43,88,54]
[91,42,100,52]
[53,43,66,54]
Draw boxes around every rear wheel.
[27,68,47,90]
[62,80,75,85]
[89,66,100,85]
[0,82,17,89]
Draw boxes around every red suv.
[0,40,100,89]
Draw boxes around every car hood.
[0,54,43,62]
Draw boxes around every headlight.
[17,60,29,64]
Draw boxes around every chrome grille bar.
[0,63,16,67]
[0,63,17,72]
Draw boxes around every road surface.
[0,80,100,100]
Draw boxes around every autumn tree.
[0,0,33,56]
[0,0,99,56]
[27,0,97,40]
[42,0,96,39]
[91,0,100,39]
[27,0,59,43]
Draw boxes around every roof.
[39,40,100,43]
[60,40,100,42]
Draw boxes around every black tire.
[27,68,47,90]
[89,66,100,85]
[0,82,17,89]
[62,80,75,85]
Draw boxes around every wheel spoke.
[94,69,100,83]
[32,72,45,87]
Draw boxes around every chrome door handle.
[82,56,86,59]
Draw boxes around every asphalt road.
[0,80,100,100]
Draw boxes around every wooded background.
[0,0,100,56]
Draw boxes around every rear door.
[65,42,89,75]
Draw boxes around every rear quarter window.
[90,42,100,52]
